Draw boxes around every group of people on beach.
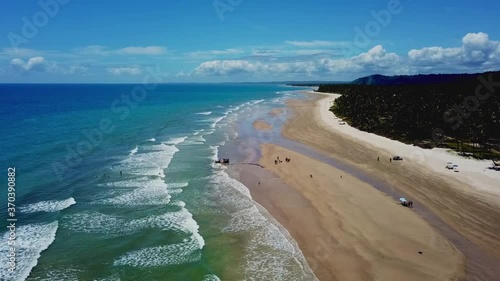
[274,156,291,165]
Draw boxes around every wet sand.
[252,120,272,131]
[268,108,284,116]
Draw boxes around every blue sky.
[1,0,500,83]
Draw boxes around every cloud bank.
[181,32,499,78]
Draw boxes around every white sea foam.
[166,182,189,188]
[193,129,205,136]
[113,238,202,267]
[64,212,127,235]
[66,204,202,241]
[29,267,82,281]
[210,116,225,128]
[214,170,252,199]
[113,206,205,267]
[129,146,139,156]
[184,134,206,145]
[94,275,121,281]
[196,111,212,115]
[165,182,189,195]
[210,145,219,161]
[165,136,188,145]
[204,129,215,135]
[96,177,172,206]
[202,274,221,281]
[223,206,267,233]
[122,143,180,178]
[0,222,58,281]
[251,99,265,105]
[173,201,186,208]
[20,197,76,213]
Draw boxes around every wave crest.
[20,198,76,213]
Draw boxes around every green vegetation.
[317,72,500,160]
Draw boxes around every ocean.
[0,83,316,281]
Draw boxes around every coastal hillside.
[350,72,491,85]
[317,71,500,159]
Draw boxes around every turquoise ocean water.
[0,84,316,281]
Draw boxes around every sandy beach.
[253,92,499,280]
[252,144,465,281]
[266,94,500,281]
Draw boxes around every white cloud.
[77,45,109,56]
[106,67,142,76]
[285,40,346,48]
[190,45,400,77]
[188,49,243,57]
[408,32,500,67]
[10,56,57,73]
[68,65,89,75]
[117,46,166,55]
[0,48,42,58]
[76,45,166,56]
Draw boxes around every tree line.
[317,72,500,159]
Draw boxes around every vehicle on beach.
[339,122,346,125]
[446,162,454,169]
[392,156,403,161]
[215,158,230,164]
[492,159,500,171]
[399,197,414,208]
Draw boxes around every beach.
[244,92,500,280]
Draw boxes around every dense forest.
[350,72,489,85]
[317,71,500,159]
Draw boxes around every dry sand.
[252,120,272,131]
[276,93,500,280]
[255,144,464,281]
